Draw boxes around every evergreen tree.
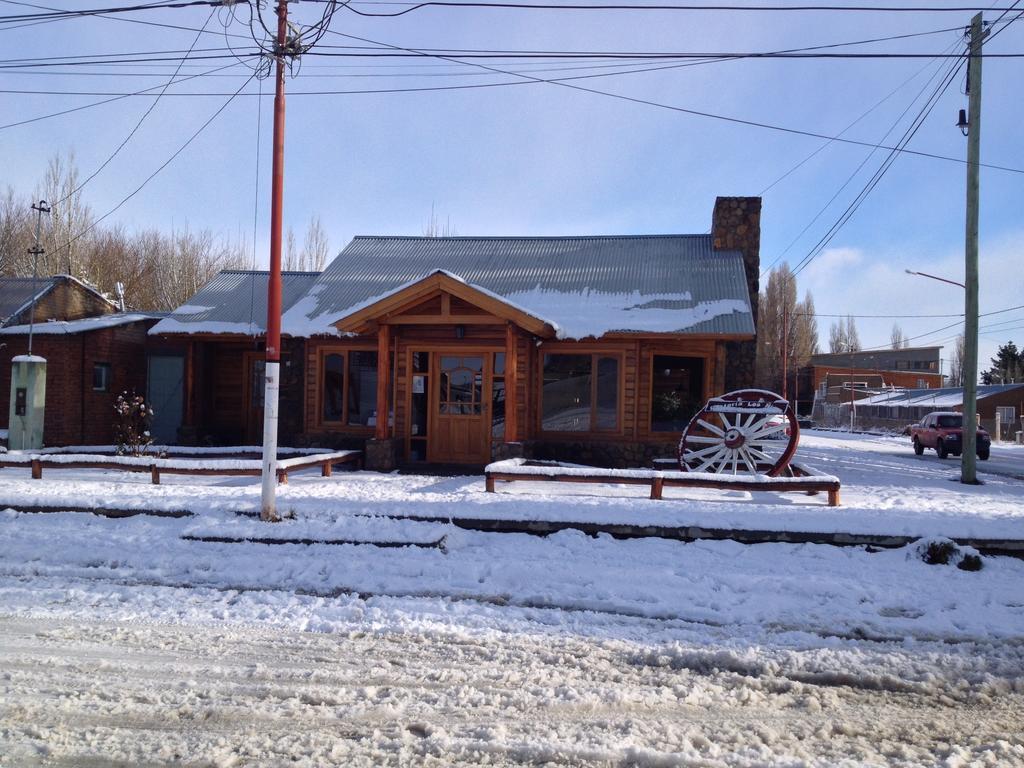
[981,341,1024,384]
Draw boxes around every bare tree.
[755,265,819,393]
[283,225,299,271]
[301,215,330,271]
[40,151,93,278]
[947,334,965,387]
[890,323,907,349]
[829,315,861,353]
[0,187,33,276]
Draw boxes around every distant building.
[798,346,945,417]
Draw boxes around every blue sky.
[2,0,1022,371]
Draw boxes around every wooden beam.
[375,324,390,440]
[505,323,518,442]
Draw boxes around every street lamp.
[904,268,977,484]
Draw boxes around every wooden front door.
[430,353,490,464]
[243,351,265,444]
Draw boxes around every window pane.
[651,355,704,433]
[92,363,110,392]
[595,357,618,430]
[347,351,378,426]
[542,354,591,432]
[493,352,506,376]
[412,351,429,373]
[322,353,344,422]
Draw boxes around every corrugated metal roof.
[150,270,320,335]
[856,383,1024,407]
[0,277,56,325]
[283,235,755,338]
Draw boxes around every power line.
[760,41,961,276]
[55,8,219,205]
[788,52,966,278]
[321,28,1024,175]
[0,0,224,24]
[55,71,256,251]
[338,0,1024,16]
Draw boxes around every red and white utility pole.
[261,0,289,522]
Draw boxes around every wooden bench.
[485,459,841,506]
[0,450,362,485]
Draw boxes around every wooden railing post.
[375,324,390,440]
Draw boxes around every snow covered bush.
[114,392,155,456]
[914,537,983,571]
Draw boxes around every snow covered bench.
[0,450,362,485]
[485,458,841,506]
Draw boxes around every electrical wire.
[0,60,250,131]
[787,53,966,279]
[55,71,257,252]
[322,29,1024,175]
[760,39,961,277]
[54,7,219,205]
[337,0,1024,17]
[0,0,223,24]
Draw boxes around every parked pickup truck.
[911,411,991,460]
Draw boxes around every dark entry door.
[147,355,184,444]
[244,352,266,445]
[430,354,490,464]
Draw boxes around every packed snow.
[1,431,1022,765]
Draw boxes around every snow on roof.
[0,312,161,336]
[0,275,119,327]
[150,270,320,336]
[281,235,755,339]
[854,383,1024,408]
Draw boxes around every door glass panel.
[651,355,704,432]
[439,356,484,416]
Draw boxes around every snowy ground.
[1,432,1023,766]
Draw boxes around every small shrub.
[114,391,155,456]
[914,537,984,571]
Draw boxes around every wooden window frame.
[315,344,378,432]
[537,349,625,436]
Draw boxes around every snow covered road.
[4,594,1024,767]
[2,432,1024,765]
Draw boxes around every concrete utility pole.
[27,200,51,357]
[261,0,290,522]
[961,12,986,485]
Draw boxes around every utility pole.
[27,200,51,357]
[961,12,986,485]
[260,0,290,522]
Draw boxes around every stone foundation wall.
[365,437,399,471]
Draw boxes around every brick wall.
[8,276,117,327]
[0,321,150,445]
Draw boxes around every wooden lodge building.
[148,196,762,469]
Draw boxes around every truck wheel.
[978,448,990,461]
[913,438,924,456]
[937,439,948,459]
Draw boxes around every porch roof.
[282,235,755,340]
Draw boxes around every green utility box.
[8,355,46,450]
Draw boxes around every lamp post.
[904,267,976,483]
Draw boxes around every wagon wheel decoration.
[677,389,799,477]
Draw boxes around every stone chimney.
[711,196,761,324]
[711,196,761,392]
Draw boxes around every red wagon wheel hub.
[677,389,800,477]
